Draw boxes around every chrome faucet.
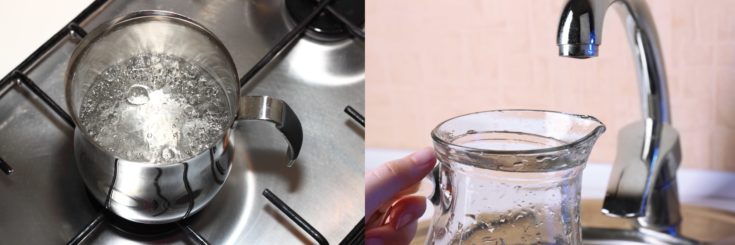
[557,0,685,236]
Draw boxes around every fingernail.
[365,237,383,245]
[410,147,435,166]
[394,212,415,230]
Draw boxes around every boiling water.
[78,53,230,164]
[429,133,585,245]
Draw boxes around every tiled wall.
[366,0,735,172]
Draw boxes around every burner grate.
[341,106,364,245]
[240,0,337,87]
[0,157,13,175]
[177,222,211,245]
[263,188,329,245]
[286,0,364,40]
[344,105,365,127]
[14,71,75,127]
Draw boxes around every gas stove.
[0,0,364,244]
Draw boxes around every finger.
[395,182,422,197]
[370,182,422,221]
[382,195,427,229]
[367,195,427,230]
[365,220,419,245]
[365,147,436,217]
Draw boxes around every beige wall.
[366,0,735,172]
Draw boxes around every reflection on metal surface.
[182,162,194,219]
[209,147,225,185]
[285,39,364,86]
[104,158,118,209]
[153,168,172,217]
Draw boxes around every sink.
[410,200,735,244]
[579,200,735,244]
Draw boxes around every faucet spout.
[557,0,611,58]
[557,0,682,233]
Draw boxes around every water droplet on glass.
[466,214,476,221]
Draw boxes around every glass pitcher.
[427,110,605,245]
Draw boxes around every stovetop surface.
[0,0,364,244]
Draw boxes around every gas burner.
[106,212,181,236]
[285,0,364,40]
[83,191,180,237]
[82,194,181,237]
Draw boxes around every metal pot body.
[66,11,302,224]
[75,129,232,224]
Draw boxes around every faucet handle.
[602,120,681,217]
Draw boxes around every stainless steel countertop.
[0,0,364,244]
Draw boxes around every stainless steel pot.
[65,11,302,224]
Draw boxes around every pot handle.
[238,95,303,166]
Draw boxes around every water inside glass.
[78,53,230,164]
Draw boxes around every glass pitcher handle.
[237,95,303,167]
[428,164,441,206]
[377,164,443,227]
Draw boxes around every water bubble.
[80,53,228,163]
[126,85,150,105]
[161,147,177,161]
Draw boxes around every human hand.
[365,147,437,245]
